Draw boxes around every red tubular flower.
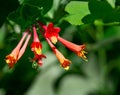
[31,42,42,55]
[58,36,88,61]
[5,30,31,68]
[46,38,71,70]
[30,25,46,66]
[43,23,61,44]
[31,25,42,55]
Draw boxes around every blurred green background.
[0,0,120,95]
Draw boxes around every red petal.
[54,28,61,33]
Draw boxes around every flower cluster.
[5,22,87,70]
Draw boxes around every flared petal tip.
[38,59,43,66]
[5,54,17,68]
[61,59,72,70]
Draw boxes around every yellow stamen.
[34,48,42,55]
[6,59,11,64]
[77,50,88,61]
[31,47,42,55]
[51,36,57,44]
[64,66,69,70]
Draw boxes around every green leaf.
[8,4,42,30]
[0,0,19,27]
[8,7,25,28]
[116,0,120,5]
[21,4,42,21]
[83,0,120,24]
[106,0,115,8]
[8,0,53,30]
[82,14,97,24]
[64,1,90,25]
[23,0,53,15]
[64,14,84,25]
[89,0,113,16]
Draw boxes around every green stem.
[95,20,107,94]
